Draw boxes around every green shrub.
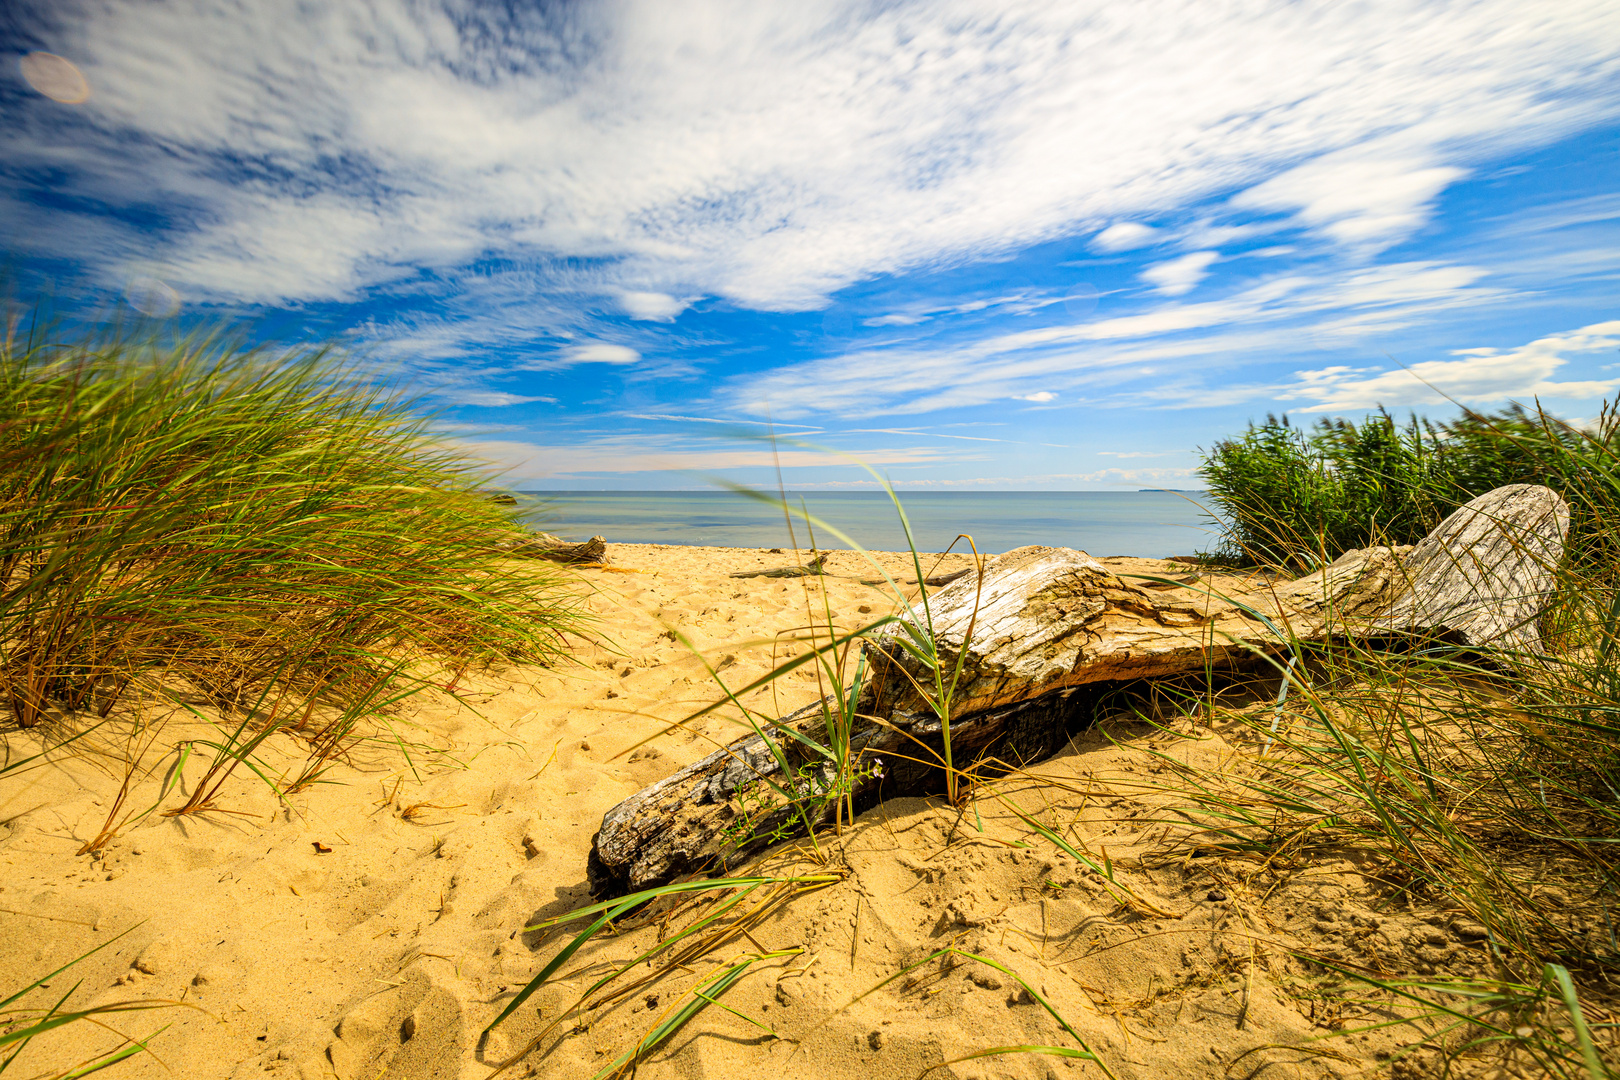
[1199,404,1601,568]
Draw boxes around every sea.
[517,490,1217,558]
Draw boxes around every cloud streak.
[6,0,1618,320]
[464,436,968,479]
[722,260,1512,418]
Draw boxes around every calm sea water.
[518,490,1216,557]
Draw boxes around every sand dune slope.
[2,546,1485,1079]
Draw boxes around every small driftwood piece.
[730,554,828,579]
[589,484,1568,894]
[497,532,609,565]
[857,567,975,588]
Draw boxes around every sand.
[0,544,1490,1080]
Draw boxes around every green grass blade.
[1549,963,1609,1080]
[585,956,770,1080]
[491,875,828,1033]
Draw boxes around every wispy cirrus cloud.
[6,0,1619,322]
[443,390,557,407]
[623,413,823,431]
[464,436,968,480]
[724,259,1511,417]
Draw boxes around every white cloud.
[1278,320,1620,411]
[444,391,556,407]
[569,344,642,365]
[1232,155,1466,250]
[520,343,643,371]
[1092,223,1160,252]
[1484,192,1620,239]
[620,291,690,321]
[861,293,1053,329]
[8,0,1620,313]
[1141,251,1219,296]
[722,260,1508,417]
[1018,391,1057,402]
[624,412,822,430]
[842,428,1007,443]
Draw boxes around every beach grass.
[0,313,592,1069]
[14,312,1620,1077]
[0,316,584,735]
[1171,399,1620,1073]
[559,408,1620,1077]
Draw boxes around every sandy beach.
[2,544,1487,1080]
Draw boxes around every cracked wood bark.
[588,484,1568,894]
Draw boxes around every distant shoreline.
[516,488,1208,495]
[512,489,1214,558]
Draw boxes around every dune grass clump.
[0,313,588,1075]
[1165,399,1620,1073]
[0,315,583,739]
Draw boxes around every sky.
[3,0,1620,490]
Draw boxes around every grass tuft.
[0,312,587,827]
[1177,396,1620,1071]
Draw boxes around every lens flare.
[126,277,181,318]
[19,52,90,104]
[1062,283,1100,319]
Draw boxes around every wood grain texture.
[1372,483,1568,655]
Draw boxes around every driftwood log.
[495,532,609,565]
[588,484,1568,894]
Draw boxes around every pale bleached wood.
[861,543,1413,717]
[1372,483,1567,655]
[589,484,1569,894]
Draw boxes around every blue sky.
[4,1,1620,490]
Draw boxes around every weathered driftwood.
[587,686,1096,894]
[730,554,828,579]
[588,485,1568,894]
[860,543,1411,718]
[1372,483,1567,655]
[496,532,609,565]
